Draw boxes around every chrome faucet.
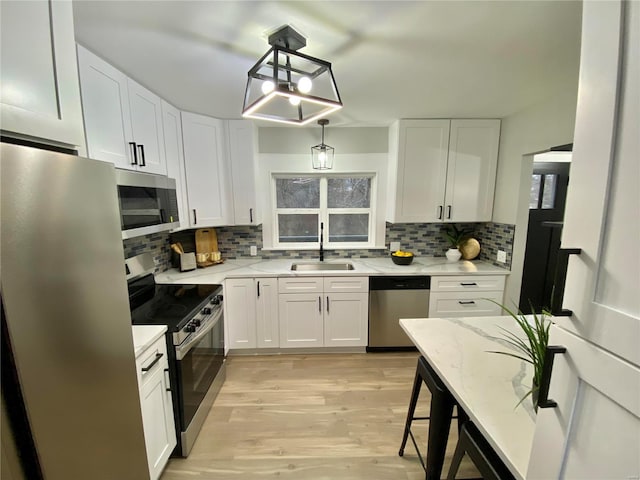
[319,222,324,262]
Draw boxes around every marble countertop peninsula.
[154,257,509,285]
[400,316,536,480]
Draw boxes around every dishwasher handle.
[369,276,430,290]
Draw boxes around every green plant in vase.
[487,301,551,410]
[443,225,472,261]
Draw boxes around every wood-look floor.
[161,352,479,480]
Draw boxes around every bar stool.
[399,355,461,480]
[446,421,515,480]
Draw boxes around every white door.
[445,119,500,222]
[127,79,166,175]
[391,120,450,223]
[225,279,257,349]
[77,45,133,166]
[0,1,84,148]
[227,120,258,225]
[256,278,279,348]
[182,112,231,227]
[527,1,640,477]
[162,100,189,228]
[324,293,368,347]
[278,294,324,348]
[140,363,176,480]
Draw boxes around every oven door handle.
[175,309,222,361]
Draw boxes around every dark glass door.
[519,161,570,313]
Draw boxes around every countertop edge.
[154,258,510,285]
[132,325,167,357]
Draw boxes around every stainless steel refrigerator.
[1,142,150,480]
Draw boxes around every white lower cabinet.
[135,336,176,480]
[278,277,369,348]
[428,274,506,318]
[225,277,279,349]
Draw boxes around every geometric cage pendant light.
[311,119,334,170]
[242,25,343,126]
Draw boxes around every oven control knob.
[211,295,222,305]
[184,324,196,333]
[193,319,202,327]
[202,307,212,315]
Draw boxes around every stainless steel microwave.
[116,169,180,239]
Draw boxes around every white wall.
[493,87,578,304]
[257,127,389,250]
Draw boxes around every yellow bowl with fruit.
[391,250,414,265]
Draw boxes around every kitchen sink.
[291,262,355,271]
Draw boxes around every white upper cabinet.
[77,45,133,165]
[0,0,84,148]
[181,112,232,227]
[445,120,500,222]
[387,120,450,223]
[77,46,166,175]
[227,120,259,225]
[126,79,166,175]
[387,119,500,223]
[161,100,189,229]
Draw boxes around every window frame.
[271,173,376,249]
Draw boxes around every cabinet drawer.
[278,277,324,294]
[323,276,369,293]
[135,336,169,388]
[430,275,506,292]
[428,291,504,318]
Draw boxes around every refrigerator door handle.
[537,345,567,409]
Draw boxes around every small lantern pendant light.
[311,119,334,170]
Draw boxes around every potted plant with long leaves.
[487,301,551,411]
[443,225,472,261]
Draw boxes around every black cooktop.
[128,274,220,331]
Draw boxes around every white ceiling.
[72,0,582,127]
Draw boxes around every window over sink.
[272,175,375,248]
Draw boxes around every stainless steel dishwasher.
[367,276,430,351]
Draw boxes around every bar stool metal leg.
[398,356,456,480]
[446,422,516,480]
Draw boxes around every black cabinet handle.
[249,208,253,223]
[538,345,567,409]
[257,281,260,298]
[551,248,582,316]
[318,296,321,312]
[460,282,477,286]
[458,300,476,305]
[129,142,138,165]
[141,353,163,372]
[438,205,443,220]
[137,144,146,166]
[193,209,197,225]
[446,205,452,219]
[326,296,330,313]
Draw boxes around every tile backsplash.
[123,231,172,272]
[127,222,515,272]
[169,222,515,269]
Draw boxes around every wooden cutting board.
[194,228,222,267]
[195,228,218,254]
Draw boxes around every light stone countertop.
[131,325,167,357]
[154,256,509,285]
[400,316,536,480]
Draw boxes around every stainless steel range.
[126,254,225,457]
